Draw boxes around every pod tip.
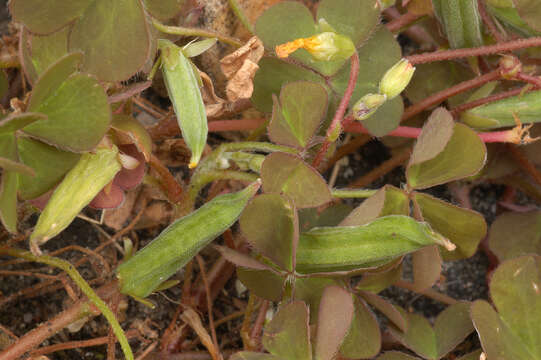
[188,161,198,169]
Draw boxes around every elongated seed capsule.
[295,215,452,273]
[432,0,483,49]
[158,39,207,169]
[116,181,261,298]
[30,146,121,252]
[461,90,541,129]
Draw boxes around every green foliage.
[489,211,541,261]
[432,0,483,49]
[471,255,541,360]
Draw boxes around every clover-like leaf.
[237,268,284,302]
[252,57,324,112]
[17,137,80,200]
[0,171,19,233]
[294,277,337,322]
[407,108,486,189]
[10,0,92,34]
[20,27,70,84]
[415,192,487,260]
[240,194,298,271]
[355,261,403,293]
[268,81,328,149]
[261,152,331,208]
[316,0,379,46]
[263,301,312,360]
[412,245,442,292]
[471,255,541,360]
[315,286,354,360]
[230,353,283,360]
[0,113,47,134]
[513,0,541,32]
[390,303,474,359]
[340,185,409,226]
[359,290,408,332]
[378,352,421,360]
[143,0,185,21]
[111,114,152,162]
[24,55,111,152]
[0,133,34,176]
[69,0,151,82]
[340,296,381,359]
[489,211,541,261]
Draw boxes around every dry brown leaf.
[199,70,227,118]
[103,189,139,230]
[155,138,191,167]
[181,308,223,360]
[220,37,264,102]
[134,201,173,230]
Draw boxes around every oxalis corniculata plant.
[0,0,541,359]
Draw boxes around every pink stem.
[312,51,360,168]
[345,121,516,143]
[208,118,265,132]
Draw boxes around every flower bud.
[352,93,387,121]
[379,58,415,99]
[499,55,522,80]
[275,32,355,62]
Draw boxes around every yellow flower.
[275,32,355,62]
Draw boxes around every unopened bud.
[352,93,387,121]
[275,32,355,62]
[499,55,522,79]
[379,58,416,99]
[328,122,342,143]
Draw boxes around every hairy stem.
[312,51,360,168]
[152,19,243,47]
[331,188,378,198]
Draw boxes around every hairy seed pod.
[116,181,261,298]
[295,215,452,273]
[159,39,208,168]
[432,0,483,49]
[30,145,121,253]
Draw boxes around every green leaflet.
[30,146,121,251]
[116,181,260,298]
[295,215,450,273]
[432,0,483,48]
[159,39,207,168]
[461,89,541,129]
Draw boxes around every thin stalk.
[228,0,254,35]
[401,69,501,121]
[516,72,541,88]
[477,0,506,43]
[450,86,528,115]
[152,19,243,47]
[345,121,530,143]
[386,11,422,32]
[331,188,378,198]
[406,37,541,64]
[0,248,133,360]
[312,51,360,168]
[395,280,458,305]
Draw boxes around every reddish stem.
[516,72,541,88]
[402,69,501,121]
[345,121,519,143]
[312,51,360,168]
[149,154,184,203]
[386,11,422,32]
[450,87,528,116]
[406,37,541,64]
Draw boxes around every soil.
[0,2,520,359]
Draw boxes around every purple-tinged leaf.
[216,246,275,271]
[340,185,409,226]
[340,296,381,359]
[268,81,327,149]
[88,183,124,209]
[237,268,284,302]
[434,302,474,357]
[355,260,403,293]
[377,351,422,360]
[359,290,408,332]
[415,192,487,260]
[412,245,442,292]
[240,193,298,271]
[143,0,184,21]
[111,115,153,162]
[261,152,331,209]
[388,308,438,359]
[407,108,486,189]
[294,277,337,323]
[489,211,541,262]
[512,0,541,32]
[263,301,312,360]
[315,285,354,360]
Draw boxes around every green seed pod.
[158,39,208,169]
[30,146,121,252]
[461,90,541,129]
[116,181,261,299]
[379,59,415,100]
[295,215,452,273]
[432,0,483,48]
